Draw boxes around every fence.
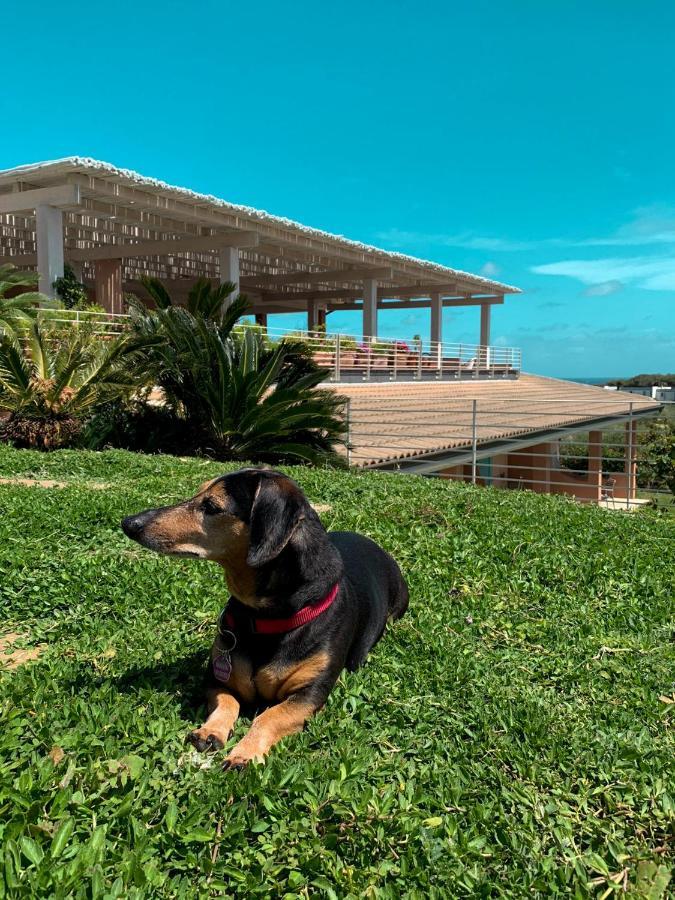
[34,310,521,381]
[343,394,674,513]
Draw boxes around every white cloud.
[531,255,675,291]
[376,206,675,257]
[480,261,500,276]
[583,280,624,297]
[374,228,535,252]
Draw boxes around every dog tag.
[213,653,232,684]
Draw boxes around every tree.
[0,265,49,339]
[638,418,675,496]
[121,277,348,466]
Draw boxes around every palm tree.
[125,278,348,466]
[0,322,140,450]
[0,265,50,339]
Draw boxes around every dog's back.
[329,531,409,671]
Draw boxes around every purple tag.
[213,654,232,684]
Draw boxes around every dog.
[121,467,408,769]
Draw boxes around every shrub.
[0,322,139,451]
[118,278,348,466]
[0,264,50,339]
[52,263,89,309]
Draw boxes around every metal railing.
[34,310,523,381]
[36,307,130,336]
[343,395,675,513]
[243,327,522,382]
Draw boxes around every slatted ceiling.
[0,157,521,298]
[337,375,660,468]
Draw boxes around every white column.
[479,303,491,347]
[363,278,378,339]
[430,292,443,346]
[219,246,240,302]
[35,204,64,298]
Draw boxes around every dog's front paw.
[221,745,264,771]
[186,729,227,753]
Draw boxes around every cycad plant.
[125,277,348,466]
[0,323,139,450]
[0,265,50,339]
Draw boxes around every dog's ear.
[246,474,305,567]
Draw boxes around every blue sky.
[2,0,674,377]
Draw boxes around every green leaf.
[50,816,75,859]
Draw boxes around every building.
[0,157,518,353]
[607,385,675,403]
[0,157,664,505]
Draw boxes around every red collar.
[221,583,339,636]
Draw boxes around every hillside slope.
[0,446,673,897]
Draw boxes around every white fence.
[35,310,522,381]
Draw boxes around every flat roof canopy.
[0,157,520,314]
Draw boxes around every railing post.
[417,338,422,380]
[365,335,372,381]
[346,399,352,466]
[626,402,634,511]
[458,344,463,381]
[334,333,341,382]
[392,340,397,381]
[471,399,478,484]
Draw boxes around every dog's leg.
[187,686,240,752]
[222,693,318,769]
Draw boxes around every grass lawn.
[0,446,673,898]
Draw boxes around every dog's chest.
[211,636,327,703]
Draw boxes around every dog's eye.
[201,497,222,516]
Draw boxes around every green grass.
[637,490,675,519]
[0,446,673,899]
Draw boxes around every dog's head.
[121,468,308,568]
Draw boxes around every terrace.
[0,157,521,382]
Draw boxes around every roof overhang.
[375,405,663,474]
[0,157,521,311]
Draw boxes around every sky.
[2,0,674,378]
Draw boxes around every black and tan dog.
[121,467,408,769]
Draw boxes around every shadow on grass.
[111,650,209,721]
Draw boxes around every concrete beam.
[329,297,505,312]
[0,183,80,214]
[243,265,394,287]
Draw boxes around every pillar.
[95,259,123,315]
[588,430,603,503]
[219,246,240,303]
[430,292,443,344]
[307,300,319,332]
[255,313,268,329]
[624,421,637,499]
[479,303,492,369]
[363,278,378,339]
[479,304,491,346]
[35,204,64,298]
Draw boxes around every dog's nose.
[121,515,144,539]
